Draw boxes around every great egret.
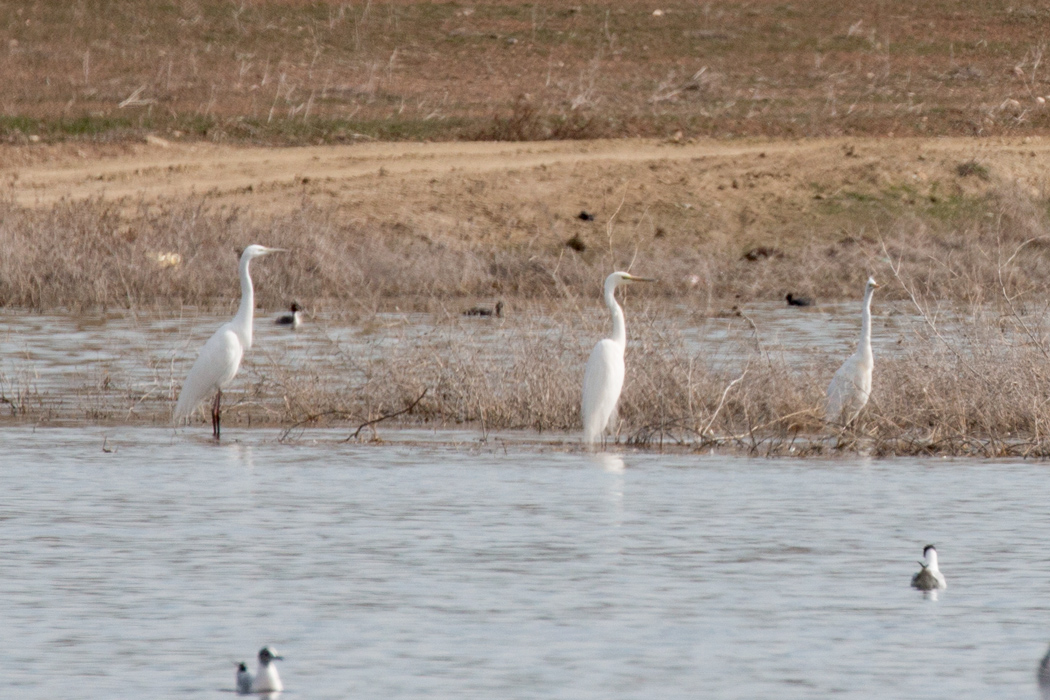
[463,300,504,318]
[826,276,879,426]
[275,302,303,329]
[785,293,813,307]
[236,646,284,694]
[911,544,947,591]
[174,245,284,439]
[582,271,654,446]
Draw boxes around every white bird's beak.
[624,275,656,283]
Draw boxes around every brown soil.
[6,1,1050,144]
[5,135,1049,253]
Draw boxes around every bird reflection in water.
[594,452,625,473]
[592,452,626,530]
[231,443,255,471]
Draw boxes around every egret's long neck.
[605,282,626,348]
[857,286,874,358]
[231,255,255,349]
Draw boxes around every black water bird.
[275,302,303,329]
[785,293,814,307]
[463,300,504,318]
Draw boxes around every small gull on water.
[911,544,947,591]
[236,662,253,695]
[236,646,284,694]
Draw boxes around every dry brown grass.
[5,1,1050,145]
[248,186,1050,456]
[4,172,1050,455]
[4,172,1050,313]
[9,271,1050,457]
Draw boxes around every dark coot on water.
[785,293,813,307]
[463,301,504,318]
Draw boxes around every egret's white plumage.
[174,245,284,438]
[582,271,654,446]
[826,276,879,426]
[911,544,947,591]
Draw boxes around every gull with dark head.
[911,544,947,591]
[236,662,253,695]
[236,646,284,694]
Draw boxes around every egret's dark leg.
[212,389,222,440]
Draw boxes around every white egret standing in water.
[582,271,654,446]
[174,245,284,439]
[826,276,879,427]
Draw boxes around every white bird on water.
[236,646,284,694]
[911,544,947,591]
[826,276,880,427]
[582,271,654,446]
[174,245,284,439]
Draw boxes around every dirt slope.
[5,137,1050,253]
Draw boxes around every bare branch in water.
[345,388,429,442]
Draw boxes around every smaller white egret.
[236,646,284,694]
[174,245,284,439]
[826,276,879,427]
[275,302,303,329]
[582,271,654,446]
[911,544,947,591]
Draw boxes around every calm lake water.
[3,427,1050,699]
[0,300,923,411]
